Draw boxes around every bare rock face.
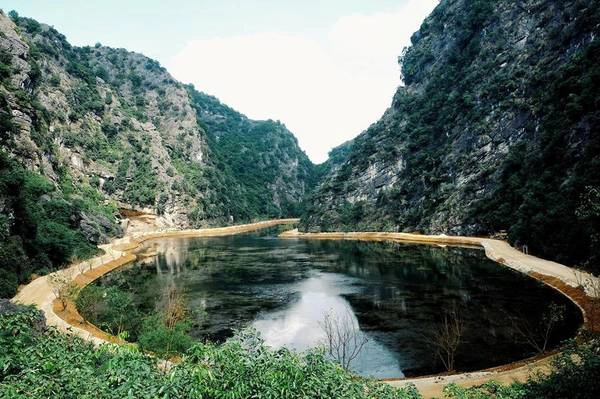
[79,211,123,244]
[0,15,30,89]
[301,0,600,269]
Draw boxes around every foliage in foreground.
[0,307,420,399]
[3,307,600,398]
[76,283,195,357]
[444,334,600,399]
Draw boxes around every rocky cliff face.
[301,0,600,269]
[0,12,213,226]
[0,11,317,297]
[0,11,316,226]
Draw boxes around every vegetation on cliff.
[0,10,318,297]
[0,151,120,298]
[188,88,319,219]
[0,10,317,226]
[300,0,600,273]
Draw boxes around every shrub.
[77,285,140,338]
[0,308,423,399]
[0,151,117,299]
[444,336,600,399]
[0,268,18,299]
[138,313,193,357]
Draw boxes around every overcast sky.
[2,0,438,163]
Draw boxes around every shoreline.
[11,221,599,398]
[11,219,298,346]
[279,229,600,397]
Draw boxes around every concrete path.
[11,243,125,346]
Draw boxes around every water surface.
[94,226,582,377]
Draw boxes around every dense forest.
[188,88,319,218]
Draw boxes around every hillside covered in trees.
[0,10,317,298]
[301,0,600,274]
[188,89,319,217]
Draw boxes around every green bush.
[77,285,140,339]
[444,336,600,399]
[0,269,18,299]
[0,151,117,298]
[0,48,12,83]
[138,313,193,357]
[0,307,421,399]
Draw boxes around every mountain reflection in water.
[94,226,582,378]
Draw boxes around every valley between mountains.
[1,1,600,398]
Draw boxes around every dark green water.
[94,226,582,378]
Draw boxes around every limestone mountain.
[301,0,600,271]
[188,89,318,217]
[0,10,317,297]
[314,139,353,181]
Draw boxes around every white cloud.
[167,0,438,163]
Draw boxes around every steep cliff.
[0,12,222,224]
[301,0,600,270]
[0,11,316,297]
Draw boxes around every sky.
[1,0,439,163]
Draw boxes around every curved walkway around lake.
[11,222,599,398]
[279,229,600,398]
[11,219,299,346]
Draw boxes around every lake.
[92,226,582,378]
